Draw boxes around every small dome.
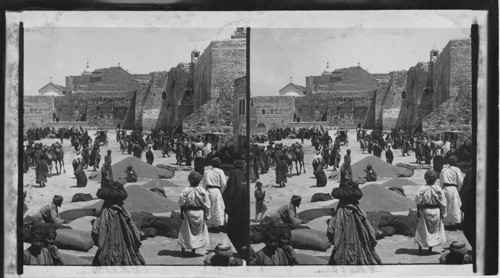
[192,46,200,54]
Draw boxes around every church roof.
[279,82,309,96]
[38,82,66,93]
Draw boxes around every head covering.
[188,171,203,185]
[211,157,221,168]
[347,149,351,154]
[448,156,458,166]
[53,195,63,204]
[424,169,438,182]
[234,159,245,169]
[291,195,302,204]
[279,226,292,238]
[29,225,46,243]
[127,164,133,170]
[367,164,372,169]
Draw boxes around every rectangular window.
[242,99,245,115]
[262,109,265,115]
[298,108,302,113]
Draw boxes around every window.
[262,109,265,114]
[402,91,406,99]
[298,108,302,113]
[162,91,167,100]
[29,108,33,114]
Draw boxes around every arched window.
[402,91,407,99]
[162,91,167,99]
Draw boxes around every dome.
[83,61,94,75]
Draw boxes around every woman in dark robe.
[74,158,88,187]
[327,180,382,265]
[36,154,49,187]
[222,159,248,255]
[81,146,90,169]
[193,150,205,175]
[433,149,444,178]
[312,152,327,187]
[275,153,288,187]
[91,181,146,266]
[184,144,193,166]
[385,144,394,164]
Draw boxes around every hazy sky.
[24,27,234,95]
[251,28,470,96]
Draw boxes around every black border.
[17,21,24,275]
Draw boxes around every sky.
[250,27,470,96]
[24,27,235,95]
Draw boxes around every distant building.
[38,81,67,97]
[278,82,309,97]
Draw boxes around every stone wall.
[326,91,375,128]
[379,71,407,130]
[184,38,246,135]
[250,95,295,134]
[422,39,472,136]
[134,82,151,129]
[53,91,135,129]
[395,62,429,129]
[155,63,194,131]
[293,91,374,129]
[141,71,169,131]
[24,96,54,130]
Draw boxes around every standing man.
[146,146,154,165]
[439,156,463,230]
[201,158,227,232]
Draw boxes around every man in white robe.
[439,156,463,228]
[178,171,211,256]
[415,169,447,254]
[201,157,227,232]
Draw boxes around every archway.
[256,122,266,133]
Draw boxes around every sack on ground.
[397,167,414,178]
[388,186,406,196]
[141,216,181,238]
[366,211,393,230]
[310,193,333,203]
[71,193,93,203]
[295,253,328,265]
[131,211,154,229]
[60,253,92,265]
[384,215,417,236]
[297,208,335,222]
[158,168,175,179]
[54,229,93,252]
[289,229,331,251]
[379,226,396,237]
[60,208,96,221]
[141,227,158,238]
[149,187,167,198]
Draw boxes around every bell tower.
[191,46,200,64]
[430,45,439,62]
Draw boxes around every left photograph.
[21,26,248,266]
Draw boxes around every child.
[44,226,65,265]
[278,226,300,265]
[24,225,54,265]
[254,181,267,221]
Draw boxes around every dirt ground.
[23,130,235,266]
[250,129,472,265]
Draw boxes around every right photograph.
[248,27,475,266]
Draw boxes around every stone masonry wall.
[24,96,54,130]
[141,71,169,131]
[326,91,375,128]
[155,63,193,130]
[184,38,246,135]
[422,39,472,137]
[381,71,406,130]
[134,81,151,129]
[396,62,429,129]
[250,96,295,134]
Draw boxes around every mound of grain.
[142,179,183,189]
[381,178,418,188]
[358,184,416,212]
[90,156,160,180]
[334,156,400,181]
[86,185,179,213]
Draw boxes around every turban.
[367,164,372,169]
[448,156,458,166]
[53,195,63,203]
[291,195,302,204]
[127,164,133,170]
[424,169,438,182]
[211,157,222,167]
[188,171,203,185]
[234,159,245,169]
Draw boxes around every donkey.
[286,143,305,175]
[48,143,65,175]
